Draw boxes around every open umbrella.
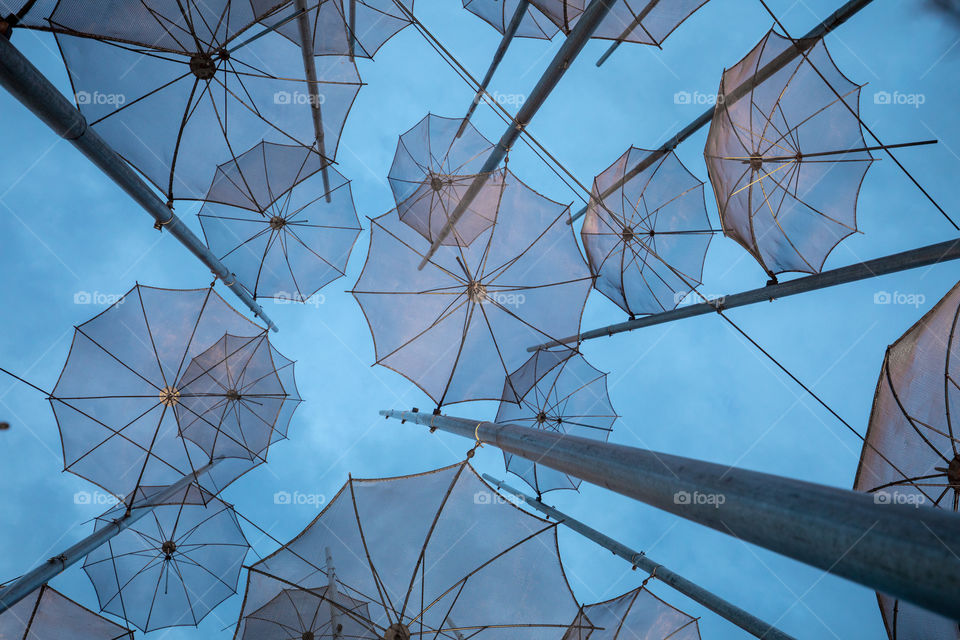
[464,0,559,39]
[564,586,701,639]
[0,584,133,639]
[239,586,376,640]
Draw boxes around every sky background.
[1,0,960,638]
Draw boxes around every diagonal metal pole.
[456,0,530,138]
[294,0,333,203]
[568,0,875,225]
[595,0,662,66]
[381,409,960,621]
[530,237,960,350]
[0,35,278,331]
[483,474,795,640]
[0,458,222,613]
[418,0,617,267]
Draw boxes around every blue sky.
[1,0,959,637]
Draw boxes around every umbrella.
[528,0,708,45]
[581,147,711,317]
[0,584,133,639]
[352,171,592,407]
[50,284,294,503]
[704,29,874,278]
[854,281,960,639]
[463,0,560,39]
[564,586,701,639]
[388,113,507,247]
[239,587,376,640]
[496,348,617,495]
[199,141,361,302]
[235,462,583,639]
[83,485,249,632]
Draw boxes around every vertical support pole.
[0,459,221,613]
[456,0,530,138]
[294,0,333,202]
[325,546,341,638]
[419,0,617,266]
[0,35,278,330]
[379,409,960,620]
[483,474,795,640]
[348,0,357,61]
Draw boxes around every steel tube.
[531,237,960,350]
[457,0,530,138]
[0,459,221,613]
[483,474,795,640]
[381,409,960,620]
[294,0,333,202]
[419,0,617,266]
[568,0,876,224]
[0,35,278,331]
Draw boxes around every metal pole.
[456,0,530,138]
[325,546,342,639]
[0,35,278,331]
[568,0,875,224]
[418,0,617,266]
[0,459,221,613]
[348,0,357,61]
[483,474,795,640]
[294,0,333,203]
[381,409,960,621]
[530,236,960,350]
[595,0,661,67]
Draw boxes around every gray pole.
[418,0,617,267]
[456,0,530,138]
[325,546,342,639]
[0,459,221,613]
[294,0,333,203]
[0,35,278,332]
[530,237,960,350]
[483,474,795,640]
[568,0,875,225]
[380,409,960,621]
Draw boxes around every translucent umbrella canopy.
[704,29,874,277]
[83,486,249,632]
[177,332,301,462]
[253,0,413,59]
[199,141,361,302]
[564,586,701,640]
[43,1,361,201]
[50,285,280,503]
[239,587,377,640]
[496,348,617,495]
[463,0,560,39]
[352,171,592,406]
[582,147,711,316]
[0,584,133,640]
[235,462,582,639]
[854,281,960,639]
[388,113,507,247]
[528,0,708,45]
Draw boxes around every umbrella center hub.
[749,155,763,171]
[536,411,547,424]
[269,215,287,230]
[159,386,180,407]
[189,53,217,80]
[383,623,411,640]
[948,456,960,488]
[621,226,636,242]
[301,632,315,640]
[161,540,177,559]
[226,388,241,401]
[466,281,487,303]
[429,175,446,192]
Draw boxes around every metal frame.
[483,474,794,640]
[381,409,960,621]
[0,459,221,613]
